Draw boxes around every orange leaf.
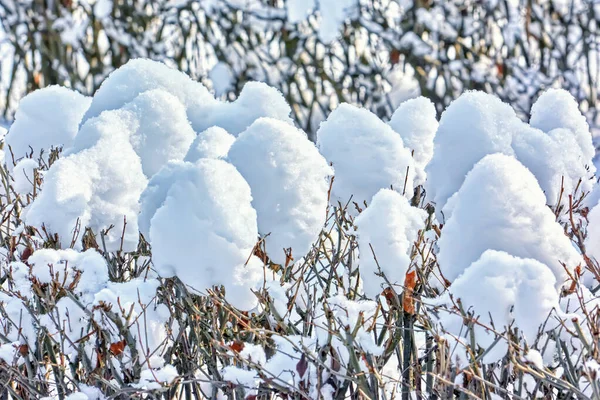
[403,270,417,314]
[109,340,126,356]
[229,341,245,354]
[18,344,28,356]
[20,247,33,263]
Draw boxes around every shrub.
[0,59,599,399]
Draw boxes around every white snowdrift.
[426,90,595,217]
[26,110,147,252]
[317,103,415,208]
[139,159,264,310]
[82,59,292,136]
[354,189,426,298]
[436,154,581,286]
[4,86,91,169]
[439,250,560,365]
[388,96,438,186]
[228,118,333,265]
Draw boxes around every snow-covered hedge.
[1,59,600,399]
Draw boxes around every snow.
[388,96,439,186]
[82,60,292,137]
[354,189,427,298]
[524,349,545,369]
[4,86,91,169]
[209,62,235,97]
[133,364,179,389]
[200,81,294,136]
[25,109,147,252]
[12,158,38,195]
[530,88,595,163]
[139,159,264,309]
[184,126,236,162]
[427,90,596,217]
[228,118,333,265]
[317,0,357,43]
[425,91,518,215]
[512,124,595,205]
[317,103,415,208]
[117,89,196,177]
[0,292,37,356]
[94,0,113,19]
[3,55,600,396]
[80,59,217,133]
[439,250,560,365]
[436,154,582,286]
[287,0,315,23]
[28,248,109,304]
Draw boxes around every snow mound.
[185,126,236,162]
[118,89,196,177]
[530,88,595,163]
[388,97,438,186]
[425,91,518,215]
[354,189,427,298]
[228,118,333,265]
[426,89,595,217]
[139,159,263,309]
[200,81,294,136]
[80,58,217,132]
[317,103,415,208]
[513,124,595,204]
[82,60,292,137]
[440,250,560,365]
[436,154,581,286]
[4,86,91,169]
[25,110,147,252]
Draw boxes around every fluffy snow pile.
[4,86,91,168]
[425,91,517,213]
[114,89,196,177]
[228,118,333,265]
[317,103,415,208]
[82,59,292,136]
[388,97,438,186]
[354,189,426,298]
[426,90,595,217]
[185,126,235,162]
[25,110,147,252]
[439,250,561,365]
[530,88,595,162]
[139,159,263,309]
[436,154,582,286]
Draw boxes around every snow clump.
[354,189,427,298]
[426,90,595,217]
[139,159,263,310]
[317,103,415,208]
[185,126,236,162]
[82,59,292,136]
[25,110,147,252]
[438,250,560,366]
[388,97,438,186]
[228,118,333,265]
[4,86,91,168]
[436,153,581,286]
